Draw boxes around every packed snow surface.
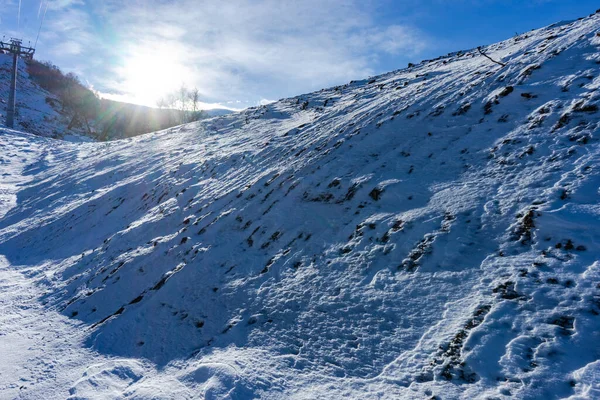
[1,13,600,400]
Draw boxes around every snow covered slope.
[0,54,92,141]
[1,12,600,399]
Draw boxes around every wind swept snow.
[1,12,600,400]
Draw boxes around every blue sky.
[0,1,598,110]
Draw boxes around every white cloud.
[35,0,429,108]
[47,0,84,11]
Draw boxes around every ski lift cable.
[34,1,51,51]
[17,0,22,31]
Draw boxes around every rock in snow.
[1,12,600,400]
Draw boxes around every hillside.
[1,12,600,400]
[0,54,233,141]
[0,54,92,141]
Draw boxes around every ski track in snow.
[1,12,600,400]
[0,132,113,399]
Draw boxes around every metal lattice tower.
[0,38,35,129]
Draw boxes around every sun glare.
[119,45,192,107]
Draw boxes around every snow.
[1,12,600,399]
[0,56,92,141]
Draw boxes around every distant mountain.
[204,108,235,118]
[1,11,600,400]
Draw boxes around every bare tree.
[156,97,167,109]
[177,85,189,124]
[189,87,200,111]
[188,87,204,122]
[165,92,177,108]
[159,85,206,125]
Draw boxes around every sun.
[118,44,192,107]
